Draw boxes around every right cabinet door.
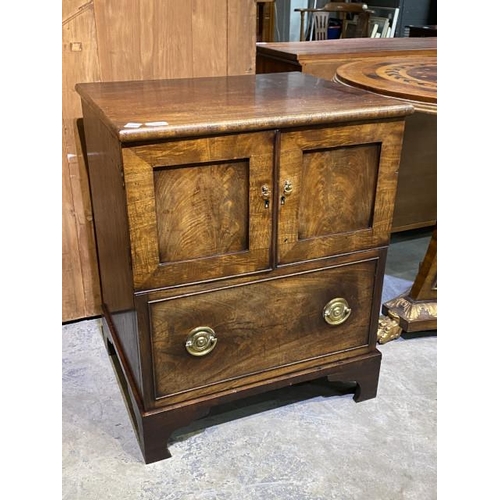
[277,121,404,265]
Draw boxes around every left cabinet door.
[122,132,275,290]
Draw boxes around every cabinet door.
[278,121,404,264]
[123,132,275,290]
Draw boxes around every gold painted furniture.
[76,72,412,463]
[333,56,437,339]
[379,226,437,342]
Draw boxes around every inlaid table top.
[335,56,437,114]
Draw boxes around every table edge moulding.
[76,72,413,464]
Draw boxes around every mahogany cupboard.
[76,72,412,463]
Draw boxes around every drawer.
[149,258,379,402]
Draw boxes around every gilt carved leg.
[377,311,403,344]
[378,227,437,342]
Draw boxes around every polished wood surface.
[151,259,377,402]
[335,56,437,114]
[121,132,274,290]
[278,121,405,264]
[63,0,260,322]
[78,72,411,462]
[256,38,437,81]
[76,72,413,142]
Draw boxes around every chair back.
[295,2,371,41]
[312,12,330,41]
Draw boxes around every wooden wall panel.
[193,0,227,77]
[93,0,142,81]
[228,0,257,75]
[154,0,194,79]
[62,0,261,322]
[62,2,102,321]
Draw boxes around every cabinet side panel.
[82,103,142,392]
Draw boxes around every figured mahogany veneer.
[76,72,412,463]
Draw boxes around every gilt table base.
[378,227,437,343]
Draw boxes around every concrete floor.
[62,229,436,499]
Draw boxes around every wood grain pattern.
[154,161,249,262]
[77,72,411,463]
[192,0,227,77]
[298,144,379,237]
[80,104,135,314]
[93,0,142,81]
[122,132,275,290]
[63,0,263,321]
[75,73,413,143]
[151,259,377,402]
[278,121,405,264]
[228,0,256,75]
[255,38,437,235]
[335,56,437,114]
[256,38,437,81]
[62,2,102,321]
[335,55,437,232]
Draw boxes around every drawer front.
[149,258,379,402]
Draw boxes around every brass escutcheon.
[323,298,352,326]
[185,326,217,356]
[283,179,293,196]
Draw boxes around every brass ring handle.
[323,298,351,326]
[185,326,218,356]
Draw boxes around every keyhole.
[264,199,269,209]
[281,196,286,205]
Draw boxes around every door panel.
[123,132,275,290]
[278,122,404,264]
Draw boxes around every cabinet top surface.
[256,38,437,61]
[76,72,413,142]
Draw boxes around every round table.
[335,56,437,342]
[334,56,437,114]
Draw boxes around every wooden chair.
[311,12,330,41]
[295,2,371,41]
